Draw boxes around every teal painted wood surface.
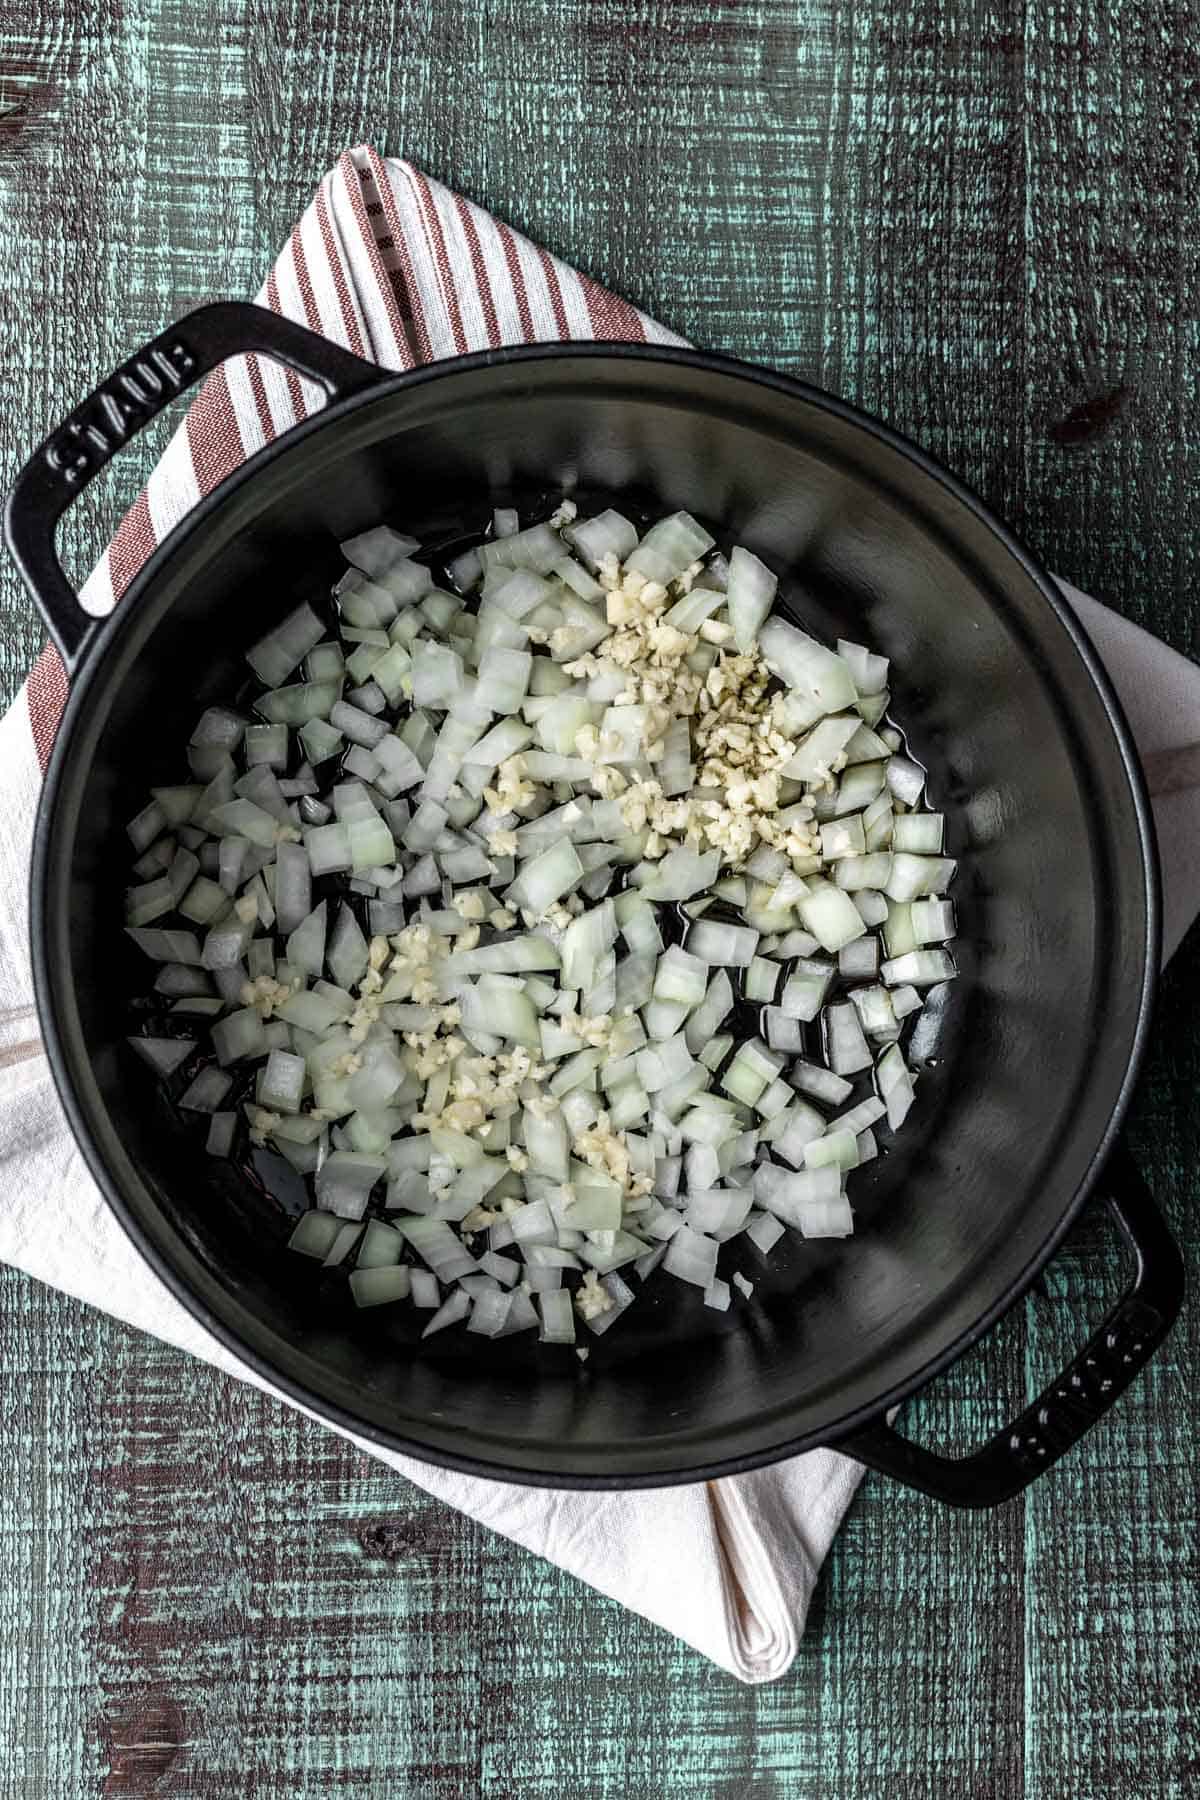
[1,1,1198,1794]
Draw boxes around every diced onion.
[121,496,959,1350]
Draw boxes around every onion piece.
[686,1188,752,1236]
[683,969,734,1054]
[258,1048,306,1113]
[565,509,638,570]
[744,1211,786,1255]
[205,1111,237,1158]
[638,846,720,904]
[838,936,879,980]
[696,1034,732,1074]
[283,901,325,979]
[626,512,714,584]
[843,725,893,765]
[838,639,889,695]
[409,1269,440,1308]
[877,1042,918,1130]
[327,905,369,991]
[893,811,944,853]
[720,1039,782,1106]
[652,944,708,1009]
[764,1009,805,1053]
[704,1277,732,1312]
[795,879,867,953]
[341,526,421,578]
[398,1215,476,1281]
[663,1224,719,1288]
[851,888,890,926]
[744,957,779,1002]
[584,1272,636,1335]
[880,948,956,987]
[126,877,176,926]
[885,853,957,902]
[126,1035,194,1077]
[771,1101,828,1168]
[466,1287,512,1337]
[273,841,312,935]
[506,838,585,913]
[883,901,918,957]
[726,545,778,652]
[554,899,613,984]
[849,984,896,1040]
[304,823,353,877]
[886,755,926,805]
[759,620,858,717]
[256,678,341,726]
[179,1066,233,1112]
[805,1130,859,1172]
[910,898,956,945]
[290,1211,344,1259]
[779,958,834,1022]
[422,1289,472,1337]
[349,1265,412,1308]
[211,1008,267,1065]
[796,1194,854,1239]
[331,699,391,749]
[311,1151,382,1219]
[889,984,924,1020]
[833,851,893,893]
[824,1002,873,1076]
[686,919,759,967]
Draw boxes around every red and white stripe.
[27,147,684,766]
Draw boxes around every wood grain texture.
[1,0,1198,1794]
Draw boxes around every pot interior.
[36,352,1154,1482]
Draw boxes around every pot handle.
[4,301,381,672]
[840,1143,1184,1507]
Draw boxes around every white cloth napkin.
[2,149,1198,1684]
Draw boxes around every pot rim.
[29,341,1161,1487]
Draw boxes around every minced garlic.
[411,1036,548,1137]
[239,973,297,1019]
[575,1270,614,1321]
[460,1203,503,1232]
[483,754,536,816]
[561,1011,612,1048]
[556,558,816,876]
[572,1109,654,1200]
[247,1106,281,1146]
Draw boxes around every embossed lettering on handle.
[1006,1294,1168,1478]
[44,339,198,486]
[841,1147,1183,1508]
[5,301,380,671]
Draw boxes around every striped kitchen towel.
[26,148,683,763]
[4,147,1199,1685]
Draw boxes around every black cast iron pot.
[6,303,1185,1503]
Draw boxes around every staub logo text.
[44,338,197,483]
